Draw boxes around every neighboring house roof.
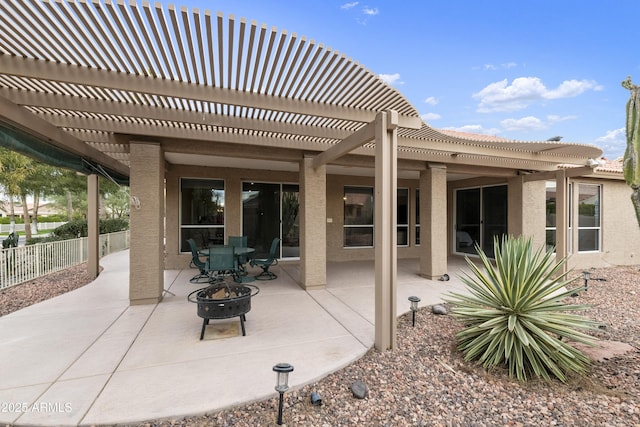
[0,1,602,177]
[0,201,61,216]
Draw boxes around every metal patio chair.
[228,235,249,275]
[187,238,211,284]
[207,245,239,282]
[250,237,280,280]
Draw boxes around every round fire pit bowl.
[188,283,259,340]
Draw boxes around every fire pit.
[188,283,259,340]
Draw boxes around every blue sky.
[181,0,640,160]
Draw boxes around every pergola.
[0,0,602,349]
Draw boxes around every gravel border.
[2,264,638,426]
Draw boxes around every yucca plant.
[445,235,599,382]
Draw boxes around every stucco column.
[374,111,398,351]
[556,169,568,273]
[300,155,326,290]
[507,176,524,237]
[87,174,99,279]
[419,164,447,280]
[129,142,164,305]
[226,175,242,238]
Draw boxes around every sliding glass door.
[242,182,299,259]
[455,185,507,257]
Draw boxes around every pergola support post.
[87,174,99,279]
[556,169,569,273]
[374,111,398,351]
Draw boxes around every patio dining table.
[199,246,256,283]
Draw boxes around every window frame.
[577,183,601,253]
[397,187,409,247]
[179,177,226,252]
[343,185,374,248]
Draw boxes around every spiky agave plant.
[445,235,599,382]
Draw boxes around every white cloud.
[378,73,402,86]
[442,124,502,136]
[596,127,626,159]
[596,127,625,143]
[420,112,441,121]
[424,96,438,106]
[473,77,602,113]
[362,7,379,16]
[544,79,603,99]
[479,63,517,71]
[501,116,547,131]
[547,114,578,123]
[499,114,579,132]
[341,2,359,9]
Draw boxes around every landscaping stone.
[350,380,368,399]
[432,304,447,315]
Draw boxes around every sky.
[179,0,639,160]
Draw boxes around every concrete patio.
[0,250,472,426]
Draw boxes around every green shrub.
[100,218,129,234]
[51,219,87,239]
[25,219,129,245]
[445,235,599,382]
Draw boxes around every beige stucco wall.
[165,164,298,270]
[325,174,422,262]
[514,179,547,249]
[567,178,640,269]
[164,163,640,272]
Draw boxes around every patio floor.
[0,250,472,426]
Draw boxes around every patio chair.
[187,238,211,283]
[250,237,280,280]
[228,236,249,275]
[207,245,238,282]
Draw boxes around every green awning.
[0,124,129,185]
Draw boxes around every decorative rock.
[350,380,368,399]
[432,304,447,315]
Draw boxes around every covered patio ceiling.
[0,0,603,180]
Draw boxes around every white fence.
[0,230,130,290]
[0,222,67,234]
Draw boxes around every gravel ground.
[0,263,97,317]
[1,264,639,426]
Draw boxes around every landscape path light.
[273,362,294,425]
[582,270,591,291]
[408,296,421,327]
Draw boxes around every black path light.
[273,362,294,425]
[582,270,591,291]
[408,296,421,327]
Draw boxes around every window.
[397,188,409,246]
[546,181,577,253]
[415,189,420,245]
[180,178,225,252]
[344,186,374,247]
[578,184,601,252]
[545,181,557,251]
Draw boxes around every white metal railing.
[0,222,67,233]
[0,230,130,290]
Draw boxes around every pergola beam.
[0,56,423,129]
[311,119,376,168]
[522,166,595,182]
[0,95,129,177]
